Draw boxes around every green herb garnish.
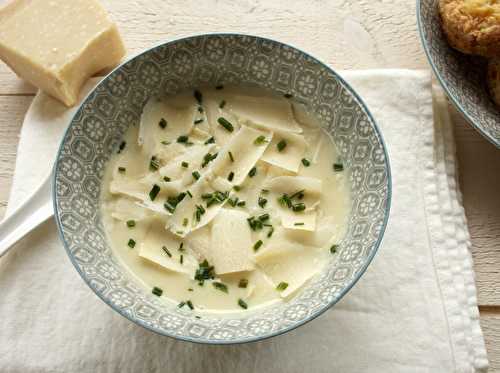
[127,239,136,248]
[181,161,189,168]
[330,244,339,254]
[201,152,218,168]
[150,156,160,171]
[294,222,305,226]
[213,282,229,293]
[182,218,188,227]
[162,246,172,257]
[161,140,170,145]
[233,185,241,191]
[228,151,234,162]
[195,204,206,222]
[118,141,126,153]
[163,176,171,182]
[178,301,186,308]
[126,220,136,228]
[254,135,267,145]
[292,203,306,212]
[259,213,270,221]
[227,171,235,182]
[192,171,201,180]
[238,279,248,288]
[194,260,215,285]
[159,118,167,129]
[237,201,246,207]
[194,89,203,105]
[278,194,293,208]
[149,184,160,201]
[301,158,311,167]
[333,163,344,172]
[261,189,269,194]
[180,254,184,264]
[277,139,287,152]
[253,240,263,251]
[152,286,163,296]
[267,226,274,238]
[204,137,215,145]
[217,117,234,132]
[219,100,226,109]
[276,282,289,291]
[194,118,204,125]
[215,85,224,90]
[179,242,184,252]
[284,93,293,99]
[118,166,126,173]
[186,300,194,310]
[238,299,248,309]
[248,167,257,177]
[258,197,268,208]
[177,135,189,143]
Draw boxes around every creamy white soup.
[101,86,350,314]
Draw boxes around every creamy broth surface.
[101,86,350,314]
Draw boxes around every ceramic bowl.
[417,0,500,148]
[53,34,391,343]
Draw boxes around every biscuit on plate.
[439,0,500,57]
[487,58,500,106]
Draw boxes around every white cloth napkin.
[0,70,488,373]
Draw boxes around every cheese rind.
[0,0,126,107]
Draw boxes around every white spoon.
[0,172,54,258]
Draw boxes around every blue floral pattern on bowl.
[53,34,391,344]
[418,0,500,148]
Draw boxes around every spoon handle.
[0,174,54,258]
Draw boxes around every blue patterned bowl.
[53,34,391,343]
[418,0,500,148]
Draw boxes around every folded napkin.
[0,70,488,373]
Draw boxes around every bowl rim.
[416,0,500,149]
[53,32,392,344]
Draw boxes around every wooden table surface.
[0,0,499,370]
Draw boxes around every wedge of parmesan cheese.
[227,95,302,133]
[210,208,255,274]
[261,130,307,173]
[210,125,273,185]
[254,243,323,298]
[139,221,197,275]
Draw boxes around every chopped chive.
[333,163,344,172]
[192,171,201,180]
[253,135,267,145]
[179,242,184,251]
[201,193,213,200]
[259,213,270,221]
[253,240,263,251]
[150,156,160,171]
[278,194,292,208]
[180,254,184,264]
[261,189,269,194]
[204,137,215,145]
[213,282,229,293]
[162,246,172,257]
[228,151,234,162]
[292,203,306,212]
[186,300,194,310]
[182,218,188,227]
[118,141,126,153]
[248,167,257,177]
[188,288,194,292]
[194,118,204,125]
[233,185,242,191]
[294,222,305,226]
[195,315,201,319]
[238,279,248,288]
[178,301,186,308]
[177,135,189,143]
[215,84,224,90]
[238,299,248,309]
[228,171,235,182]
[149,184,160,201]
[181,161,189,168]
[301,158,311,167]
[118,166,126,173]
[159,118,167,129]
[276,282,289,291]
[186,190,193,198]
[176,230,184,235]
[258,197,268,208]
[218,117,234,132]
[127,239,136,248]
[164,202,175,213]
[201,152,218,168]
[219,100,226,109]
[163,176,171,182]
[277,139,287,152]
[161,140,170,145]
[228,198,237,207]
[194,259,216,285]
[267,226,274,238]
[284,93,293,99]
[330,244,339,254]
[237,201,246,207]
[198,106,204,113]
[126,220,136,228]
[194,89,203,104]
[152,286,163,296]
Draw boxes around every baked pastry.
[487,58,500,105]
[439,0,500,57]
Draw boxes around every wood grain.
[0,0,498,370]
